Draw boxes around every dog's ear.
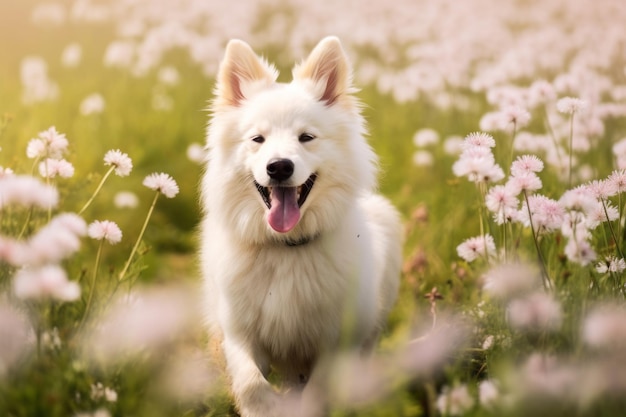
[293,36,352,106]
[215,40,277,107]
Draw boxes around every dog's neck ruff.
[285,235,317,247]
[283,233,319,247]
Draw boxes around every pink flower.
[607,170,626,195]
[462,132,496,149]
[104,149,133,177]
[518,194,564,231]
[511,155,544,176]
[508,292,563,332]
[13,265,80,302]
[564,238,596,266]
[586,179,616,200]
[457,234,496,262]
[12,213,87,266]
[0,175,58,209]
[143,172,179,198]
[26,126,68,159]
[38,158,74,178]
[485,185,519,224]
[453,146,504,183]
[528,80,556,107]
[88,220,122,244]
[559,186,597,212]
[582,305,626,349]
[482,262,541,300]
[556,97,587,114]
[501,105,531,128]
[506,172,542,195]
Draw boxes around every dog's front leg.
[223,336,280,417]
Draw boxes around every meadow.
[2,0,626,416]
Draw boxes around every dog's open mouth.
[254,174,317,233]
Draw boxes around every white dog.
[200,37,402,417]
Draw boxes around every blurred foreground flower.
[437,384,474,416]
[0,175,58,209]
[0,302,34,377]
[482,262,542,301]
[80,286,200,363]
[13,265,80,302]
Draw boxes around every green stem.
[523,190,552,290]
[601,198,625,259]
[118,191,160,282]
[17,206,34,239]
[79,240,103,329]
[78,166,116,215]
[568,114,574,188]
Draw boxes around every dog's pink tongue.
[268,187,300,233]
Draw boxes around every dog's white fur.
[200,37,402,417]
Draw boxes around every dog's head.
[204,37,377,244]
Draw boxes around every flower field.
[2,0,626,416]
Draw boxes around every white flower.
[412,150,434,166]
[478,380,499,408]
[61,43,82,68]
[91,383,118,403]
[88,220,122,245]
[157,66,180,86]
[412,128,440,147]
[595,256,626,274]
[80,93,105,115]
[113,191,139,209]
[186,143,206,164]
[436,384,474,416]
[103,149,133,177]
[13,265,80,302]
[143,172,179,198]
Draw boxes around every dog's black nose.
[267,158,294,181]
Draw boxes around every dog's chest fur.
[224,237,361,361]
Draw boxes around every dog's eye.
[251,135,265,144]
[299,133,316,143]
